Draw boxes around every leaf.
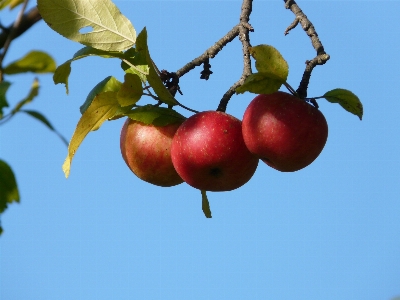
[0,0,23,10]
[135,28,178,106]
[37,0,136,51]
[21,110,69,146]
[0,159,20,214]
[250,45,289,81]
[117,73,143,107]
[323,89,363,120]
[3,51,56,75]
[201,190,212,218]
[125,105,185,127]
[121,48,149,83]
[10,78,40,114]
[62,91,120,178]
[236,72,284,95]
[80,76,122,114]
[0,81,11,118]
[53,46,125,94]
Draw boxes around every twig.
[0,7,41,50]
[283,0,330,99]
[217,0,253,112]
[175,25,240,78]
[0,0,32,81]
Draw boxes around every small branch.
[217,0,253,112]
[175,25,240,78]
[0,6,41,51]
[283,0,330,99]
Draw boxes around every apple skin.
[171,111,259,192]
[242,92,328,172]
[120,118,184,187]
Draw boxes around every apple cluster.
[120,92,328,191]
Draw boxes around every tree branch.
[283,0,330,98]
[217,0,253,112]
[0,6,42,51]
[175,25,240,78]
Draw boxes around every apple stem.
[283,82,299,98]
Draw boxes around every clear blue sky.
[1,1,400,300]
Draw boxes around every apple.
[120,118,184,187]
[171,111,259,192]
[242,91,328,172]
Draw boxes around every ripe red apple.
[120,118,184,187]
[242,92,328,172]
[171,111,259,192]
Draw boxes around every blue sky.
[1,1,400,300]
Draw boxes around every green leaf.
[201,190,212,218]
[323,89,363,120]
[62,91,121,178]
[0,159,20,214]
[250,45,289,81]
[0,81,11,118]
[21,110,69,146]
[125,105,185,127]
[80,76,122,114]
[37,0,136,51]
[117,73,143,107]
[10,78,40,114]
[236,72,284,95]
[3,51,56,75]
[53,46,125,94]
[135,28,178,106]
[121,48,149,83]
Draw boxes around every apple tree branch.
[283,0,330,98]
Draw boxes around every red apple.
[120,118,184,187]
[242,92,328,172]
[171,111,259,192]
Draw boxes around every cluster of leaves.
[0,1,68,234]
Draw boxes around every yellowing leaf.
[117,73,143,107]
[136,28,178,106]
[37,0,136,51]
[0,81,11,118]
[250,45,289,83]
[3,51,56,75]
[80,76,122,114]
[62,92,120,178]
[0,0,23,10]
[323,89,363,120]
[236,72,284,95]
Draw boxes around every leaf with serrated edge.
[250,45,289,83]
[53,46,125,94]
[136,28,178,106]
[0,159,20,214]
[323,88,363,120]
[80,76,122,114]
[62,91,120,178]
[37,0,136,51]
[3,51,56,75]
[236,73,283,94]
[125,105,185,126]
[117,73,143,107]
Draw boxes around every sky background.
[1,1,400,300]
